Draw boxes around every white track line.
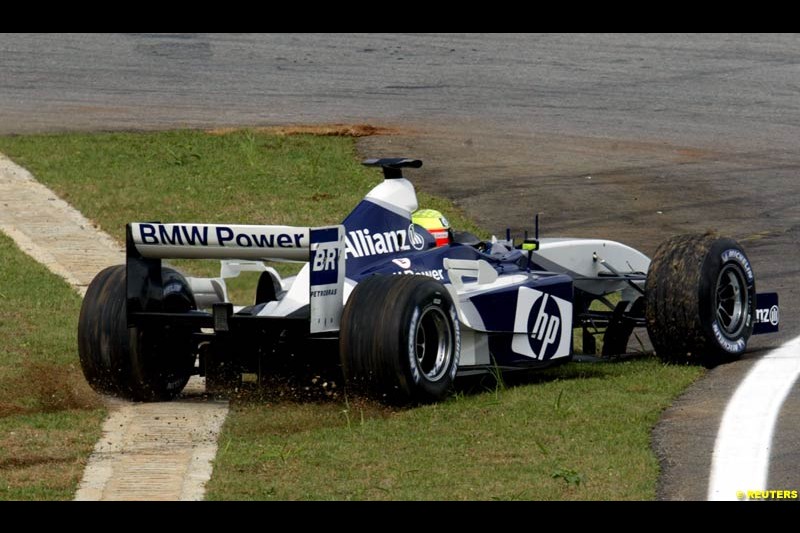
[707,335,800,500]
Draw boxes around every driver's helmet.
[412,208,451,247]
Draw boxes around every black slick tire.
[645,233,756,367]
[340,275,460,404]
[78,265,198,400]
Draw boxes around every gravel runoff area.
[0,153,229,501]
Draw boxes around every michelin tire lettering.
[712,322,747,353]
[408,307,422,384]
[721,249,754,283]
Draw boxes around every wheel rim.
[414,306,453,382]
[715,264,748,337]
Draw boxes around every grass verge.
[0,130,482,301]
[0,233,105,500]
[207,360,698,500]
[0,129,702,500]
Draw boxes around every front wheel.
[645,233,756,367]
[340,275,461,404]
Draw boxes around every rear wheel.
[645,234,756,367]
[78,265,198,400]
[340,275,460,403]
[77,266,128,396]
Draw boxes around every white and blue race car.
[78,158,780,403]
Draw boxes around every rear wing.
[126,222,345,334]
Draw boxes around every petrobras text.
[308,225,345,334]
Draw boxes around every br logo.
[312,247,339,272]
[512,287,572,360]
[310,245,340,286]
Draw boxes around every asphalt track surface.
[1,33,798,500]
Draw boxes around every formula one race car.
[77,158,780,403]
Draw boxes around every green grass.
[207,360,698,500]
[0,131,483,247]
[0,233,105,500]
[0,130,482,301]
[0,130,703,500]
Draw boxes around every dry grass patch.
[0,232,105,500]
[205,123,398,137]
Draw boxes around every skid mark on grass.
[0,153,229,500]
